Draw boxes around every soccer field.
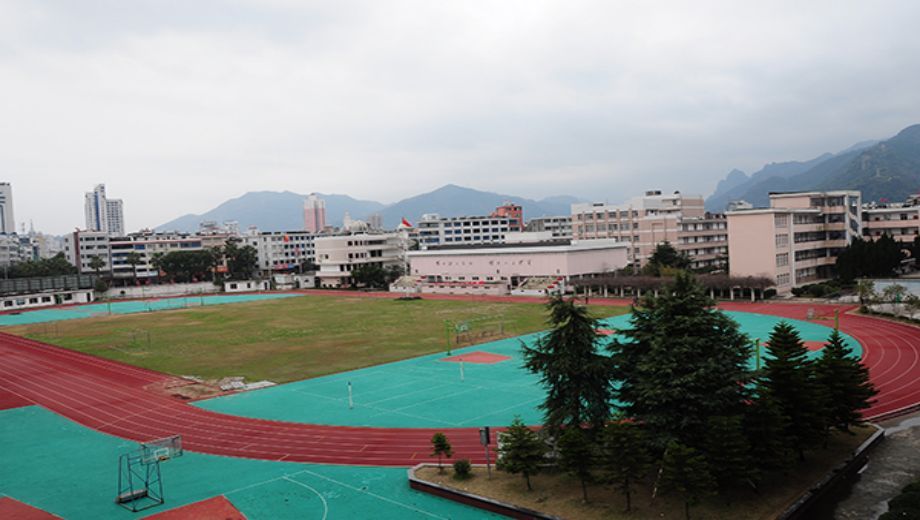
[3,293,629,383]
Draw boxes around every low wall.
[777,424,885,519]
[408,464,562,520]
[104,282,219,300]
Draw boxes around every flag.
[400,217,413,228]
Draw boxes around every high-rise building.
[106,199,124,236]
[304,193,327,233]
[0,183,15,234]
[84,184,125,236]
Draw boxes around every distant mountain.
[816,125,920,202]
[156,191,385,232]
[156,185,585,232]
[379,185,582,228]
[706,153,835,211]
[706,126,918,210]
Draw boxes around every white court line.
[298,468,450,520]
[282,477,329,520]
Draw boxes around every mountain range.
[706,124,920,211]
[156,185,584,232]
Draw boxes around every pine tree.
[557,427,596,502]
[600,421,651,512]
[523,296,613,432]
[761,322,822,460]
[609,272,752,449]
[430,432,453,473]
[498,416,547,491]
[814,329,878,434]
[659,441,716,520]
[743,383,795,473]
[704,415,758,493]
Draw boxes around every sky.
[3,1,920,234]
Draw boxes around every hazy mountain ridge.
[704,126,919,211]
[156,185,585,232]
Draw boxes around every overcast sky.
[3,1,920,234]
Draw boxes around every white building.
[84,184,125,236]
[314,232,407,288]
[246,231,316,274]
[415,213,511,249]
[0,182,15,234]
[66,230,230,281]
[65,230,112,274]
[525,215,572,238]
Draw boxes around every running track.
[0,298,917,467]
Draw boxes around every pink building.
[403,240,629,295]
[304,193,326,233]
[571,190,727,269]
[727,190,862,293]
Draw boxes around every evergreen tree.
[609,272,752,449]
[498,416,547,491]
[643,241,691,276]
[600,421,651,512]
[743,383,794,473]
[814,329,878,434]
[557,426,596,502]
[704,415,758,493]
[658,441,716,520]
[761,322,823,460]
[523,296,613,432]
[430,432,453,473]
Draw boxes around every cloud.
[2,0,920,233]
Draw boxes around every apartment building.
[304,193,327,233]
[727,190,861,292]
[863,195,920,242]
[0,182,15,234]
[571,190,727,269]
[65,230,112,274]
[66,231,230,280]
[415,213,511,249]
[246,231,316,273]
[525,215,573,238]
[314,232,407,288]
[84,184,125,236]
[491,203,524,231]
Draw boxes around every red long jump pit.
[597,328,618,336]
[441,351,511,364]
[0,497,62,520]
[146,496,245,520]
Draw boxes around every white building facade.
[246,231,316,273]
[415,213,511,249]
[314,232,407,288]
[84,184,125,236]
[0,182,15,234]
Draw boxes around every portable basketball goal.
[115,435,183,512]
[445,315,506,354]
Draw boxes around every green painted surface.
[0,406,497,519]
[195,311,860,428]
[0,293,299,326]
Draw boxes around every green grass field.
[5,294,628,383]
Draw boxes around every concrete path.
[835,412,920,519]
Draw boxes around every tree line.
[492,273,877,518]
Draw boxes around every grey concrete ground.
[834,413,920,519]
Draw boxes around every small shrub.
[453,459,472,480]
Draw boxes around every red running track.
[0,300,918,467]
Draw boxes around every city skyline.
[4,1,920,234]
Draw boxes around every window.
[775,214,788,228]
[776,273,790,286]
[775,234,789,247]
[776,253,789,267]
